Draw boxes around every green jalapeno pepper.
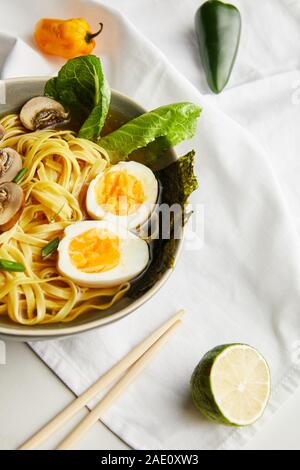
[195,1,241,94]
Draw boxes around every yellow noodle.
[0,114,129,325]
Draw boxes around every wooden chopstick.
[19,309,185,450]
[56,320,181,450]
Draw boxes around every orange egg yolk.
[96,171,145,216]
[69,228,120,273]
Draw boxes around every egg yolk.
[69,228,120,273]
[96,170,145,216]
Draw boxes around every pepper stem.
[85,23,104,43]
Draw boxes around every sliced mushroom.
[0,182,24,232]
[0,124,4,141]
[20,97,69,131]
[0,148,23,184]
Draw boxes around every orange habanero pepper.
[34,18,103,59]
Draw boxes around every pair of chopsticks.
[19,309,185,450]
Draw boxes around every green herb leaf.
[100,102,201,165]
[44,77,58,99]
[13,168,28,184]
[0,259,25,272]
[44,55,111,141]
[129,151,198,299]
[41,238,60,259]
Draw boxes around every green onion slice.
[41,237,60,259]
[13,168,28,184]
[0,259,25,272]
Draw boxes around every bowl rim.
[0,77,184,339]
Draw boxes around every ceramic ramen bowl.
[0,77,183,341]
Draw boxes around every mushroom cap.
[0,148,23,184]
[0,182,24,230]
[0,124,4,141]
[20,96,69,131]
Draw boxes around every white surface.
[0,0,300,450]
[0,342,128,451]
[1,341,300,450]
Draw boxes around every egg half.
[86,161,158,229]
[57,220,149,288]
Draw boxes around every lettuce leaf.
[129,151,198,298]
[44,55,111,141]
[100,102,201,165]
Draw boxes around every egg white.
[57,220,149,288]
[86,161,158,229]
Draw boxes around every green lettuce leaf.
[78,76,111,141]
[129,151,198,298]
[100,102,201,164]
[44,55,111,141]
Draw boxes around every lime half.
[191,344,271,426]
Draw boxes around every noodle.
[0,115,129,325]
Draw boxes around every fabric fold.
[1,0,300,450]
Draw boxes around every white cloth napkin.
[1,0,300,450]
